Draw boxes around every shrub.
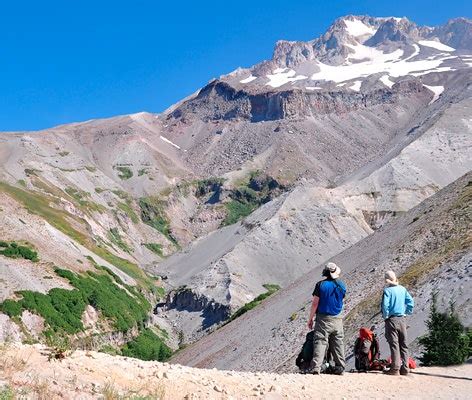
[0,241,38,262]
[222,201,256,226]
[419,292,470,366]
[115,166,133,180]
[0,385,16,400]
[0,268,151,334]
[122,328,172,361]
[220,173,284,226]
[0,299,23,317]
[194,177,224,197]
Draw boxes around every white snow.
[311,45,457,83]
[240,75,257,84]
[160,135,181,149]
[266,69,307,88]
[418,40,455,52]
[350,81,362,91]
[343,19,376,37]
[306,86,322,90]
[423,85,444,104]
[379,75,395,88]
[346,43,401,62]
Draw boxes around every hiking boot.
[303,361,321,375]
[332,366,344,376]
[400,366,410,376]
[383,368,400,376]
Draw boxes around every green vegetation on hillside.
[0,182,153,288]
[0,241,38,262]
[228,284,280,322]
[117,201,139,223]
[115,166,133,180]
[108,228,132,253]
[222,172,284,226]
[65,186,106,214]
[122,328,172,361]
[223,200,258,226]
[144,243,164,257]
[194,177,225,198]
[0,267,151,334]
[139,197,178,246]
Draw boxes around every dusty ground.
[0,344,471,399]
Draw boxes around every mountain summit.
[219,15,472,91]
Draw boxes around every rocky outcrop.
[434,18,472,50]
[160,288,231,330]
[167,80,427,123]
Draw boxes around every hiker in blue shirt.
[382,270,414,376]
[306,262,346,375]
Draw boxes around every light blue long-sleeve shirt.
[381,285,414,320]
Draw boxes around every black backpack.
[296,331,334,372]
[296,331,314,370]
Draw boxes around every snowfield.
[311,45,456,83]
[266,68,307,88]
[343,18,377,37]
[240,75,257,83]
[419,40,455,52]
[423,84,445,104]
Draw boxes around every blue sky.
[0,0,470,131]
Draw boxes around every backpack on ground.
[296,330,334,373]
[354,327,380,371]
[296,330,314,371]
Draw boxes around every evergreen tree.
[419,292,470,366]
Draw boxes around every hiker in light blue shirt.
[381,270,414,376]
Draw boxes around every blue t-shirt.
[312,279,346,316]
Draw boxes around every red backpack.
[354,327,380,371]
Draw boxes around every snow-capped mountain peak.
[221,15,472,93]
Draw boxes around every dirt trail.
[0,344,471,399]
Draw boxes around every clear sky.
[0,0,470,131]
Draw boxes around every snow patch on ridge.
[423,85,444,104]
[350,81,362,91]
[266,69,307,88]
[160,135,181,149]
[240,75,257,83]
[379,75,395,88]
[343,19,377,37]
[418,40,455,52]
